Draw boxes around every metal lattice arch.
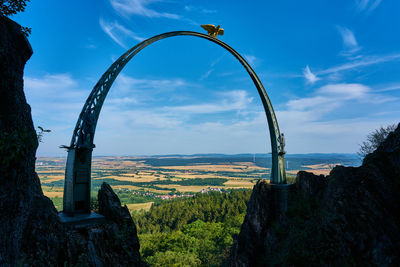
[62,31,287,215]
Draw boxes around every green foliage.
[146,250,201,266]
[114,190,160,205]
[90,196,99,212]
[140,220,237,266]
[133,190,251,233]
[0,0,31,36]
[135,190,251,266]
[359,124,397,158]
[0,0,29,16]
[50,197,63,211]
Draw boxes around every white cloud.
[337,26,360,55]
[317,83,369,100]
[317,53,400,75]
[200,56,224,80]
[303,65,320,84]
[110,0,180,19]
[25,74,77,89]
[200,69,213,80]
[184,5,216,14]
[24,74,86,116]
[107,97,138,104]
[284,83,393,121]
[355,0,383,14]
[113,74,188,93]
[376,83,400,92]
[244,54,257,66]
[99,18,145,49]
[164,90,253,114]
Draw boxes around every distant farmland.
[36,154,360,212]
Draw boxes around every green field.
[36,154,360,212]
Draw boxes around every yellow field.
[43,191,64,197]
[223,180,255,187]
[126,202,153,212]
[37,170,65,174]
[302,163,342,176]
[41,176,64,182]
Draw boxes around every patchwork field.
[36,154,360,212]
[126,202,154,212]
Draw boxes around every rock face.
[231,124,400,266]
[0,15,141,266]
[92,183,142,266]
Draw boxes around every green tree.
[0,0,29,16]
[358,124,397,158]
[0,0,31,36]
[147,251,201,267]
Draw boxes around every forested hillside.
[132,190,251,266]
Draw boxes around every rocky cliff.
[231,124,400,266]
[0,15,141,266]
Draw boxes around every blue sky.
[12,0,400,156]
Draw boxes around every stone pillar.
[62,147,92,215]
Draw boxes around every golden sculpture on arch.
[201,24,224,38]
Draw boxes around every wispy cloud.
[200,56,224,80]
[25,74,77,89]
[110,0,180,19]
[200,69,213,80]
[99,18,145,49]
[355,0,383,14]
[184,5,216,14]
[286,83,393,114]
[107,97,138,104]
[113,74,188,93]
[303,65,320,84]
[244,54,258,67]
[376,83,400,92]
[337,26,360,56]
[317,53,400,75]
[164,90,253,115]
[24,74,87,125]
[274,82,398,152]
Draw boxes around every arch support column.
[63,148,93,214]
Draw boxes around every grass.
[126,202,153,212]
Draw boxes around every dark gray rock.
[0,15,142,266]
[231,124,400,266]
[0,14,66,266]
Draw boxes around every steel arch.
[62,31,287,214]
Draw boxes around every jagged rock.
[92,183,142,266]
[0,14,66,266]
[231,124,400,266]
[0,15,142,266]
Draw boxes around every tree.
[0,0,30,16]
[358,124,397,158]
[0,0,31,36]
[36,126,51,143]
